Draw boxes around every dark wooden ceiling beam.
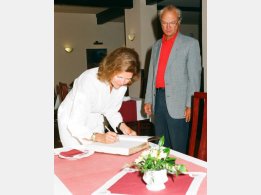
[96,8,124,24]
[146,0,164,5]
[157,5,200,12]
[54,0,133,8]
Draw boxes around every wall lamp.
[65,47,73,53]
[93,41,103,45]
[128,33,135,41]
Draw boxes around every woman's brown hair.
[97,47,140,85]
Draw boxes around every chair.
[119,100,140,133]
[119,100,154,136]
[58,82,69,102]
[188,92,207,161]
[119,100,137,123]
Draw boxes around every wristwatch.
[91,133,97,142]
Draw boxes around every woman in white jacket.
[58,47,140,147]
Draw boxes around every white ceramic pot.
[143,169,168,191]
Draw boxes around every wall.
[125,0,157,98]
[54,13,125,87]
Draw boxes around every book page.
[118,135,152,142]
[86,139,149,155]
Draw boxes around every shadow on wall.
[140,49,152,99]
[140,15,159,99]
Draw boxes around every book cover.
[87,135,152,155]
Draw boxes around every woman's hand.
[95,132,118,144]
[119,123,137,136]
[128,129,137,135]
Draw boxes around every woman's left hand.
[119,123,137,136]
[128,129,137,136]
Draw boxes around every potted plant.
[132,136,187,191]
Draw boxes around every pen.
[105,125,118,134]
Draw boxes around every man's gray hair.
[159,5,182,23]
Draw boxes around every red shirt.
[155,32,178,88]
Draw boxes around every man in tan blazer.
[144,5,202,154]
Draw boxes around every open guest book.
[86,135,159,156]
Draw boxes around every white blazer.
[58,67,127,146]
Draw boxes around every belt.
[156,88,165,91]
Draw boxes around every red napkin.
[59,149,84,157]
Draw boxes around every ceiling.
[54,0,201,24]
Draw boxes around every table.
[54,144,207,195]
[123,97,149,121]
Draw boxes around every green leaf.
[176,164,187,173]
[163,147,170,155]
[166,157,176,161]
[158,136,165,147]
